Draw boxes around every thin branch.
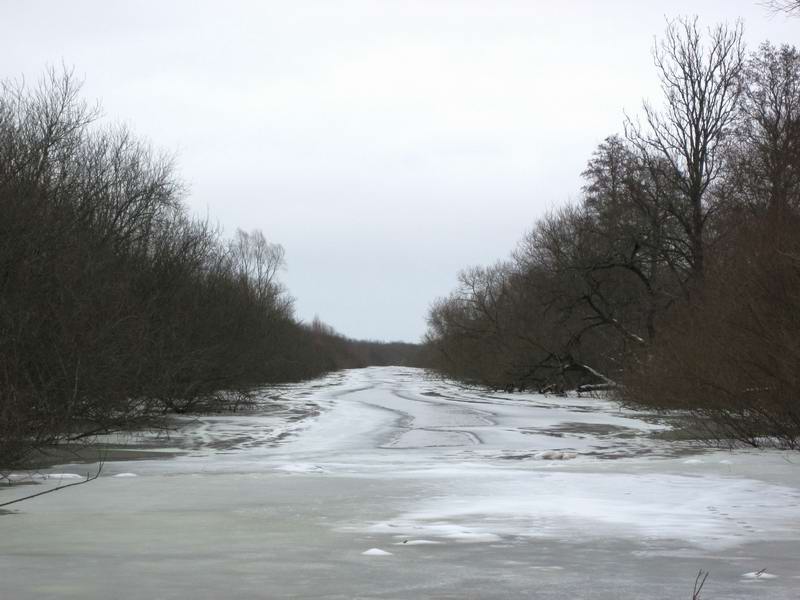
[0,462,103,508]
[692,570,709,600]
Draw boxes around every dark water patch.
[267,430,295,446]
[330,385,374,398]
[494,451,578,461]
[582,448,656,460]
[583,443,708,460]
[519,422,643,440]
[520,429,566,438]
[552,422,643,437]
[0,479,39,487]
[15,444,184,470]
[206,436,254,450]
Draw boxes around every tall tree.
[731,43,800,222]
[626,17,745,284]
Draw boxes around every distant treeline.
[0,70,422,468]
[299,317,427,372]
[425,20,800,449]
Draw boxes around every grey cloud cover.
[2,0,796,341]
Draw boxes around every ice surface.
[1,367,799,599]
[363,466,798,551]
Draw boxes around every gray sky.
[2,1,796,342]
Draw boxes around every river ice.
[1,367,799,598]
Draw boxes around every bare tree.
[730,42,800,221]
[227,228,289,309]
[761,1,800,15]
[626,17,745,284]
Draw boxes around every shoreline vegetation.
[423,18,800,450]
[0,70,423,471]
[3,14,799,471]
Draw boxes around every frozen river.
[2,367,799,599]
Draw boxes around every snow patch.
[46,473,83,480]
[363,468,800,551]
[112,473,138,478]
[742,571,777,580]
[276,463,327,474]
[369,520,501,544]
[362,548,392,556]
[394,539,442,545]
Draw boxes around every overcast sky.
[2,1,797,342]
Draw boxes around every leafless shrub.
[0,68,424,470]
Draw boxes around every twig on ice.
[0,462,103,508]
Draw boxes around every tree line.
[424,18,800,449]
[0,70,423,469]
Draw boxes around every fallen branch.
[0,463,103,509]
[577,363,616,386]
